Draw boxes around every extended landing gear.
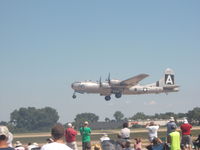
[105,96,111,101]
[72,93,76,99]
[115,93,122,98]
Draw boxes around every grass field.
[13,126,200,147]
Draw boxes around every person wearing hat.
[146,121,160,142]
[0,126,14,150]
[79,121,91,150]
[167,125,181,150]
[41,123,72,150]
[180,118,192,150]
[166,117,177,136]
[65,123,78,150]
[14,141,25,150]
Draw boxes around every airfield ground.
[13,127,200,149]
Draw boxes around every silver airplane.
[71,68,179,101]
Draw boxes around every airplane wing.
[120,74,149,86]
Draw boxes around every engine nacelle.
[110,80,121,86]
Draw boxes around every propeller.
[107,73,111,84]
[99,76,102,87]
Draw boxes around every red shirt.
[180,123,192,135]
[65,128,77,143]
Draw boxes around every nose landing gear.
[72,93,76,99]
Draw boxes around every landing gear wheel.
[115,93,122,98]
[105,96,111,101]
[72,94,76,99]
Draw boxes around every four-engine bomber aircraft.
[71,68,179,101]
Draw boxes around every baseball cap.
[0,126,9,138]
[67,123,72,128]
[15,141,22,147]
[183,119,188,124]
[171,124,177,130]
[84,121,89,125]
[169,117,175,122]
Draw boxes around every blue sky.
[0,1,200,123]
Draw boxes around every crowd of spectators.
[0,117,200,150]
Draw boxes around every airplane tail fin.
[156,68,178,88]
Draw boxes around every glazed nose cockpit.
[71,82,81,90]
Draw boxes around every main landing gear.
[105,96,111,101]
[115,93,122,98]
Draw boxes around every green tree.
[113,111,124,122]
[187,107,200,125]
[105,117,110,122]
[131,112,148,120]
[10,107,59,132]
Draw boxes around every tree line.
[0,107,200,132]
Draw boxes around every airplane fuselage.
[71,68,179,101]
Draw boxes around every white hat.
[84,121,89,125]
[67,123,72,128]
[169,117,175,122]
[33,142,38,146]
[183,119,188,124]
[0,126,9,138]
[103,133,108,137]
[15,141,22,147]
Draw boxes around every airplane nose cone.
[71,83,75,89]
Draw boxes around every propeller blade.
[108,73,110,84]
[99,76,102,87]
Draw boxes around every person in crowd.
[100,133,110,142]
[124,140,134,150]
[134,138,142,150]
[166,117,177,136]
[146,122,160,142]
[151,138,164,150]
[14,141,25,150]
[119,122,130,140]
[7,132,13,148]
[65,123,78,150]
[193,134,200,150]
[79,121,91,150]
[0,126,14,150]
[167,125,180,150]
[180,118,192,150]
[27,143,39,150]
[41,123,72,150]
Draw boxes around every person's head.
[125,140,131,148]
[171,124,177,131]
[169,117,175,122]
[152,138,161,145]
[0,126,9,142]
[150,121,154,126]
[84,121,89,126]
[135,138,141,143]
[51,123,64,140]
[67,123,72,128]
[102,133,108,137]
[183,118,188,124]
[123,122,128,128]
[15,141,22,147]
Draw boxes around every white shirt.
[15,146,25,150]
[120,127,130,139]
[41,142,72,150]
[146,125,159,141]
